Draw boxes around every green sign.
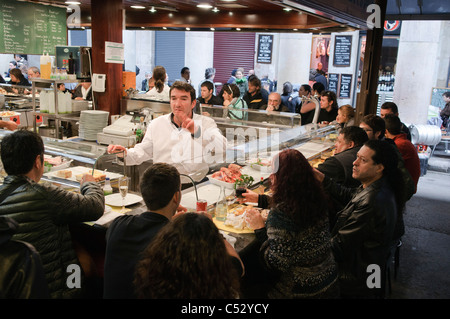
[0,0,67,55]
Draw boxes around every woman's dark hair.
[1,129,44,175]
[134,213,240,298]
[223,83,240,98]
[364,139,406,218]
[282,81,293,95]
[152,65,166,93]
[139,163,180,211]
[300,84,312,94]
[271,149,328,228]
[169,81,196,102]
[312,82,325,94]
[9,68,25,83]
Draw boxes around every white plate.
[44,166,123,183]
[207,175,236,189]
[105,193,143,206]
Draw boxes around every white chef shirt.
[125,113,228,170]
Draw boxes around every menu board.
[339,74,353,99]
[257,34,273,64]
[333,35,352,67]
[0,1,67,55]
[328,73,339,94]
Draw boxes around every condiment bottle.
[215,186,228,221]
[103,177,113,195]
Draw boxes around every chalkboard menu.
[333,35,352,67]
[328,73,339,94]
[257,34,273,64]
[0,1,67,55]
[339,74,353,99]
[430,87,450,109]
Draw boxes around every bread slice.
[56,169,72,178]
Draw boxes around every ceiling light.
[197,3,213,9]
[236,28,241,31]
[149,7,156,13]
[65,1,81,4]
[186,27,191,31]
[283,8,292,12]
[212,7,219,12]
[131,5,145,9]
[163,27,167,30]
[210,28,215,31]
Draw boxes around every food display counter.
[0,83,36,129]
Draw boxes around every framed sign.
[257,34,273,64]
[333,35,352,67]
[339,74,353,99]
[328,73,339,94]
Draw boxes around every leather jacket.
[323,176,397,297]
[0,216,49,298]
[0,175,104,298]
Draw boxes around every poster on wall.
[333,35,352,67]
[339,74,353,99]
[257,34,273,64]
[310,36,330,74]
[328,73,339,94]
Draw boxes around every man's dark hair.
[341,126,369,147]
[442,91,450,99]
[381,102,399,114]
[282,81,293,95]
[248,76,261,91]
[1,129,44,175]
[200,80,214,92]
[320,90,338,109]
[384,114,402,135]
[140,163,180,211]
[181,67,189,75]
[169,81,196,102]
[204,68,215,79]
[312,82,325,94]
[361,114,386,139]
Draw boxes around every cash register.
[97,111,149,147]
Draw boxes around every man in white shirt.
[108,81,228,175]
[73,82,92,101]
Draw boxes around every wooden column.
[90,0,123,116]
[355,0,387,124]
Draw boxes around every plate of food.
[44,166,123,183]
[208,163,244,189]
[43,155,73,172]
[213,204,267,234]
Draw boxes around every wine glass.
[118,176,129,213]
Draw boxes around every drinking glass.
[118,176,129,213]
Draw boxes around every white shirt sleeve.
[124,124,154,165]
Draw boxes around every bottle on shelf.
[40,52,52,79]
[68,53,75,75]
[215,186,228,221]
[103,177,113,195]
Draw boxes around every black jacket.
[323,176,397,298]
[0,175,104,298]
[0,216,49,299]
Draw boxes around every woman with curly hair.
[134,213,243,299]
[244,149,340,298]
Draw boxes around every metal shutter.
[213,32,255,89]
[155,31,186,84]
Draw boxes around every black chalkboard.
[333,35,352,67]
[328,73,339,94]
[0,1,67,55]
[257,34,273,64]
[339,74,352,99]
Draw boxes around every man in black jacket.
[0,130,104,298]
[243,75,268,110]
[315,140,404,298]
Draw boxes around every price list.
[0,1,67,55]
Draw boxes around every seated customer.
[317,126,368,189]
[7,68,30,94]
[245,149,339,299]
[0,130,104,298]
[264,92,289,112]
[380,102,411,141]
[336,104,355,133]
[314,140,406,298]
[243,75,267,110]
[384,114,420,194]
[104,163,185,299]
[134,213,243,299]
[197,80,223,106]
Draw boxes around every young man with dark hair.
[197,80,223,106]
[243,76,268,110]
[103,163,183,299]
[359,114,386,140]
[0,130,104,298]
[384,114,420,194]
[179,66,191,84]
[380,102,411,141]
